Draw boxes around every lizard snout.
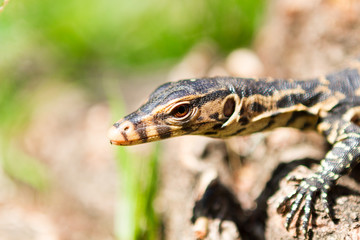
[108,120,136,145]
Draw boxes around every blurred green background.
[0,0,264,239]
[1,0,263,82]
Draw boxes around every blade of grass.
[108,90,161,240]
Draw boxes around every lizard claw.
[286,175,303,183]
[278,173,335,236]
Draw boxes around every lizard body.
[108,60,360,235]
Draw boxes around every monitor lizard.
[108,59,360,236]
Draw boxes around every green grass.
[108,95,160,240]
[114,145,160,240]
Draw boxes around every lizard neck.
[225,77,326,136]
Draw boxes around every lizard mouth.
[107,119,177,146]
[108,128,159,146]
[108,127,130,145]
[107,120,145,146]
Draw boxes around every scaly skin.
[108,60,360,236]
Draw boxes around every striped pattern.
[108,61,360,236]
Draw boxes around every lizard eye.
[171,103,191,119]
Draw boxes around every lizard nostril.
[120,122,133,132]
[113,122,120,128]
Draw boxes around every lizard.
[108,59,360,236]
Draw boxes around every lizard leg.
[278,119,360,235]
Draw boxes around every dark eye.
[171,104,191,118]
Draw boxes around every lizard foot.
[277,173,337,236]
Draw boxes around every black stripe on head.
[212,123,223,130]
[204,131,217,135]
[209,112,220,120]
[248,102,267,113]
[156,125,172,139]
[285,111,310,126]
[182,121,205,134]
[302,92,323,107]
[194,90,231,108]
[238,116,249,126]
[151,117,172,139]
[239,107,245,116]
[135,122,148,142]
[276,94,303,108]
[234,128,246,135]
[122,132,128,142]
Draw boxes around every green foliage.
[114,146,160,240]
[0,0,264,77]
[109,95,160,240]
[0,79,50,191]
[1,141,50,191]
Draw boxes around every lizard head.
[108,78,240,145]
